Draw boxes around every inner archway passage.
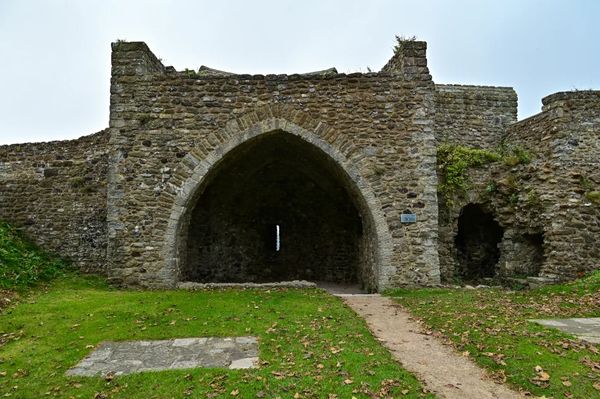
[180,131,368,285]
[454,203,504,279]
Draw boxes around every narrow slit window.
[275,224,281,252]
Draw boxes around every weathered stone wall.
[1,39,597,290]
[438,90,600,282]
[0,131,109,272]
[434,84,517,148]
[524,91,600,279]
[107,41,440,290]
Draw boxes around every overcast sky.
[0,0,598,145]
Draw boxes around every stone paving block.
[530,318,600,344]
[66,336,259,377]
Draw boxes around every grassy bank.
[0,221,67,289]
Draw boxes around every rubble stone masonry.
[0,39,597,290]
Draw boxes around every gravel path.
[342,294,526,399]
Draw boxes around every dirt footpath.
[343,295,526,399]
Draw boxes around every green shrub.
[0,221,68,288]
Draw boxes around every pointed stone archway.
[159,117,393,292]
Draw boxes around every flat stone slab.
[66,336,259,377]
[530,318,600,344]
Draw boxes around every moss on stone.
[503,155,521,166]
[526,189,542,207]
[585,191,600,205]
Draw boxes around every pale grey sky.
[0,0,598,144]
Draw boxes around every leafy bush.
[0,221,68,288]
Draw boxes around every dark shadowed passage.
[180,131,368,285]
[454,203,504,279]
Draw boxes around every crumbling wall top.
[111,41,165,76]
[381,39,431,82]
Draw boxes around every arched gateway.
[102,41,443,291]
[160,118,393,292]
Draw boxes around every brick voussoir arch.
[159,110,393,291]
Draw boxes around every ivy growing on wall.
[437,144,533,205]
[437,144,501,204]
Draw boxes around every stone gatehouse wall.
[0,130,109,272]
[106,41,440,290]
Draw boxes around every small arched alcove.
[454,203,504,279]
[168,127,387,291]
[520,233,544,276]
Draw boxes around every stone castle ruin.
[1,39,598,291]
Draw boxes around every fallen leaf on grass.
[530,365,550,386]
[537,371,550,381]
[271,371,285,379]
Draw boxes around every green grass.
[0,221,68,289]
[387,271,600,398]
[0,276,432,398]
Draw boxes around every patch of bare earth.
[343,295,527,399]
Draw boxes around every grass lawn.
[0,275,433,399]
[388,272,600,399]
